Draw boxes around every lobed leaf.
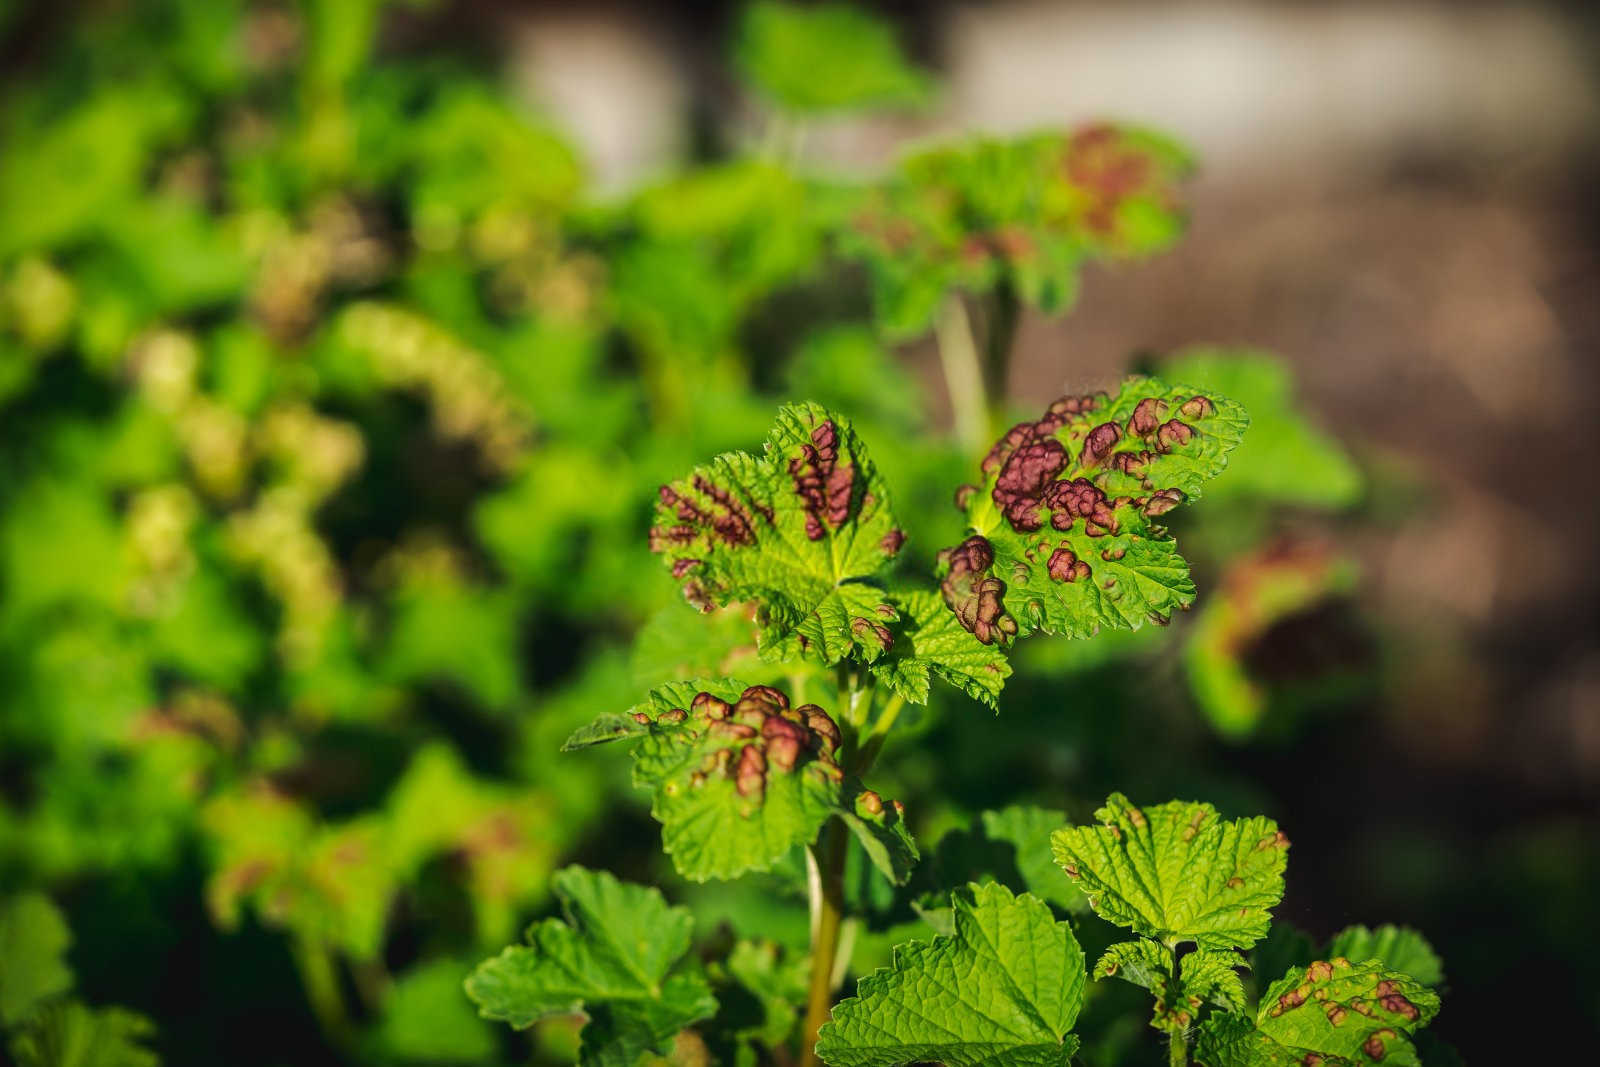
[1095,941,1246,1031]
[465,867,716,1067]
[566,680,915,883]
[816,883,1085,1067]
[649,403,905,667]
[1325,926,1443,988]
[1195,958,1440,1067]
[1050,793,1287,951]
[870,587,1011,709]
[843,127,1192,336]
[940,378,1247,645]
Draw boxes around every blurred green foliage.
[0,1,1371,1064]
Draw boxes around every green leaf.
[1184,542,1358,738]
[465,867,716,1067]
[0,893,74,1027]
[1251,923,1317,991]
[378,958,497,1064]
[628,603,764,691]
[735,1,930,115]
[1195,959,1440,1067]
[650,404,905,666]
[1326,926,1443,988]
[1094,941,1245,1031]
[1050,794,1288,951]
[871,587,1011,709]
[843,128,1192,336]
[940,379,1247,645]
[8,1002,159,1067]
[569,681,849,881]
[816,883,1085,1067]
[979,807,1084,914]
[840,783,919,887]
[913,806,1084,930]
[721,940,810,1050]
[1161,348,1361,512]
[630,681,844,883]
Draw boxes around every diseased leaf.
[465,867,716,1067]
[1195,959,1440,1067]
[1050,794,1288,951]
[1326,926,1443,988]
[9,1002,159,1067]
[649,403,905,666]
[569,681,859,881]
[871,587,1011,709]
[840,783,919,887]
[816,883,1085,1067]
[843,127,1191,336]
[940,379,1247,645]
[631,681,843,881]
[0,893,74,1027]
[1094,941,1245,1030]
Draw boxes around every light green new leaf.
[1094,941,1245,1030]
[1051,794,1288,951]
[649,403,905,666]
[735,1,930,115]
[9,1002,159,1067]
[941,378,1247,645]
[465,867,716,1067]
[871,587,1011,709]
[1326,926,1443,988]
[0,893,74,1027]
[1195,958,1440,1067]
[816,883,1085,1067]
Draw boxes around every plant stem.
[1165,939,1188,1067]
[852,692,905,776]
[983,281,1021,434]
[935,293,988,454]
[292,935,349,1045]
[800,819,848,1067]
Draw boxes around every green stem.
[852,692,905,776]
[1168,1029,1189,1067]
[800,819,848,1067]
[983,282,1021,434]
[1165,939,1188,1067]
[935,293,988,454]
[292,935,349,1044]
